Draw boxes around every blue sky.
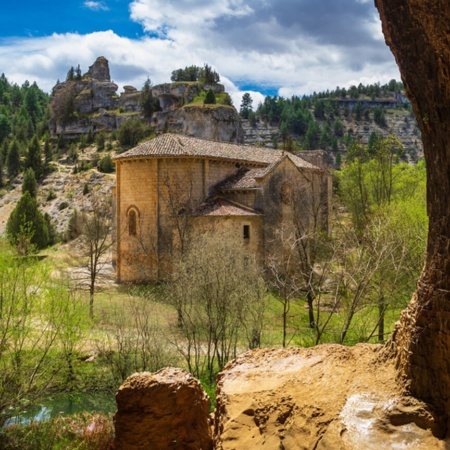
[0,0,399,106]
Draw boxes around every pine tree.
[6,191,49,252]
[240,93,253,119]
[139,78,158,118]
[25,135,43,178]
[6,139,20,178]
[204,89,216,105]
[22,168,37,198]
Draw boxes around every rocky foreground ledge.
[114,345,448,449]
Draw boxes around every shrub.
[46,190,57,201]
[59,201,69,211]
[98,155,114,173]
[204,89,216,105]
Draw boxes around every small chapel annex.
[112,133,331,282]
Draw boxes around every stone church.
[112,133,331,282]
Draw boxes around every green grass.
[0,413,114,450]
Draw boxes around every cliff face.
[153,105,244,143]
[49,57,243,143]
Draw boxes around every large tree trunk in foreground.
[376,0,450,422]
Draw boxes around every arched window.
[128,209,137,236]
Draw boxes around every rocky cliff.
[49,57,244,143]
[153,105,243,143]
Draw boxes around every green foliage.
[65,210,80,241]
[0,114,11,143]
[240,92,253,119]
[6,139,21,178]
[46,190,57,201]
[117,119,152,149]
[170,63,220,84]
[24,135,43,178]
[83,183,89,195]
[374,106,387,127]
[51,82,76,124]
[95,133,105,151]
[303,120,322,149]
[22,168,37,198]
[204,88,216,105]
[6,191,49,252]
[0,412,114,450]
[98,154,114,173]
[139,78,160,118]
[338,135,413,233]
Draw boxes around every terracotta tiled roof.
[193,199,261,217]
[113,133,318,170]
[215,168,262,190]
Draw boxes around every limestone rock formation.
[87,56,111,82]
[376,0,450,425]
[214,346,445,449]
[49,57,141,138]
[152,82,225,112]
[153,105,244,143]
[49,58,244,143]
[114,368,213,450]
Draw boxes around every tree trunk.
[376,0,450,423]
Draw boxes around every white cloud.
[0,0,400,105]
[83,1,109,12]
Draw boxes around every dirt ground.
[214,344,450,449]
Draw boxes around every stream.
[5,390,116,426]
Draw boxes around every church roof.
[113,133,318,170]
[193,199,261,217]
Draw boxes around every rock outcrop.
[50,57,244,143]
[153,105,244,143]
[214,346,445,449]
[152,82,225,112]
[376,0,450,425]
[114,368,213,450]
[49,57,141,137]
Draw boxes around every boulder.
[114,368,213,450]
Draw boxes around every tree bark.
[376,0,450,424]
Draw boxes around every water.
[5,390,116,426]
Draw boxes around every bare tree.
[73,194,112,318]
[169,235,267,383]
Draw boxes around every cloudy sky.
[0,0,399,106]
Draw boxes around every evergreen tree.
[0,114,11,143]
[66,66,75,81]
[25,135,43,178]
[22,168,37,198]
[304,121,322,149]
[0,139,8,165]
[6,139,20,178]
[204,89,216,105]
[240,93,253,119]
[139,78,158,118]
[75,64,82,81]
[6,191,49,252]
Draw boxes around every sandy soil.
[214,344,449,449]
